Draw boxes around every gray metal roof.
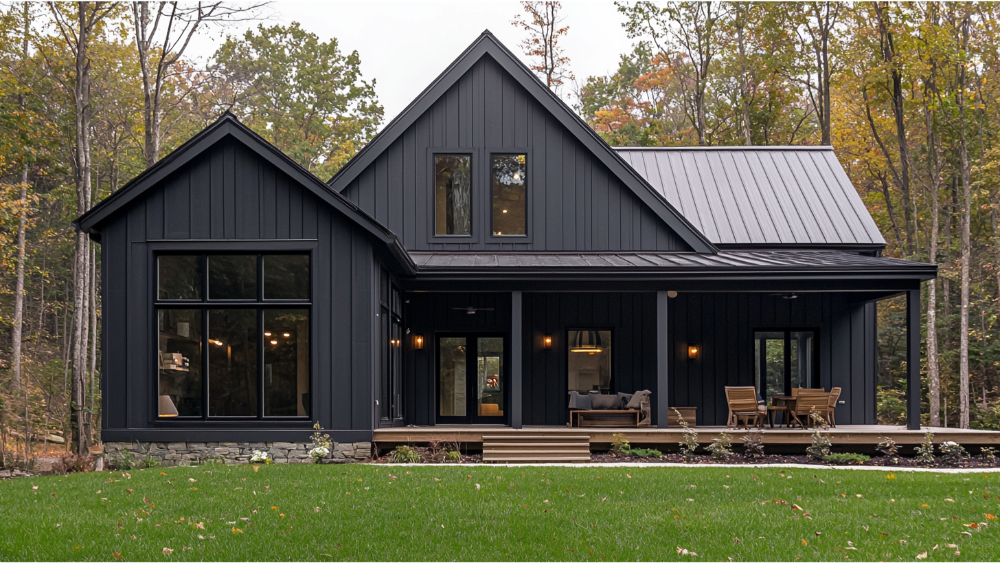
[409,250,932,276]
[614,147,885,247]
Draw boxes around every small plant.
[915,432,935,466]
[611,432,630,456]
[249,450,272,464]
[938,441,968,466]
[876,436,899,465]
[626,448,662,458]
[741,428,765,459]
[706,433,733,460]
[674,408,699,462]
[109,448,136,471]
[805,412,831,461]
[825,453,870,465]
[309,422,334,464]
[444,450,462,462]
[389,445,422,464]
[980,446,997,464]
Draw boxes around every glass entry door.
[437,334,507,425]
[754,330,817,404]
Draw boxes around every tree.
[795,2,839,146]
[210,23,383,179]
[511,1,574,95]
[131,1,265,168]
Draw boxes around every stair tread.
[483,456,592,462]
[483,442,591,447]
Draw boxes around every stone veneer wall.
[104,441,372,466]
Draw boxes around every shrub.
[741,428,765,459]
[706,433,733,460]
[389,445,422,464]
[915,432,935,466]
[980,446,997,464]
[309,422,334,464]
[674,409,699,462]
[444,450,462,462]
[805,412,831,461]
[825,453,870,465]
[876,436,899,465]
[625,448,662,459]
[249,450,272,464]
[611,432,630,456]
[939,441,968,466]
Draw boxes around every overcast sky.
[185,0,635,123]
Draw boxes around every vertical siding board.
[301,193,318,239]
[502,72,515,146]
[210,145,225,238]
[105,217,128,429]
[531,103,546,248]
[190,156,211,239]
[472,59,485,149]
[163,171,190,239]
[445,83,460,147]
[374,153,389,224]
[546,117,563,248]
[261,163,277,239]
[403,127,417,245]
[562,140,576,248]
[484,58,502,147]
[415,114,430,250]
[223,142,236,238]
[279,175,294,239]
[145,186,164,240]
[389,141,404,236]
[126,206,148,427]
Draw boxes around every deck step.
[481,433,592,463]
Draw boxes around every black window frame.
[752,327,821,401]
[428,149,479,243]
[378,268,404,426]
[153,249,313,422]
[565,327,614,394]
[488,150,531,240]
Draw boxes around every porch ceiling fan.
[451,306,495,315]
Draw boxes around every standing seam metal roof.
[614,147,885,247]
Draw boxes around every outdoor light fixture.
[414,335,424,350]
[158,395,178,417]
[570,330,603,353]
[667,290,678,298]
[542,336,552,348]
[688,345,700,360]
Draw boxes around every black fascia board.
[325,30,717,255]
[74,112,416,276]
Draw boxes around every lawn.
[0,464,998,561]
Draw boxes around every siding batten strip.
[657,291,669,427]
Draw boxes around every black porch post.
[657,291,670,427]
[906,288,921,430]
[511,290,523,429]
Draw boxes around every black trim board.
[102,429,373,443]
[326,30,717,254]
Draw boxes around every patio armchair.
[825,387,842,427]
[725,386,766,428]
[788,389,830,428]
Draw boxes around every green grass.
[1,465,999,561]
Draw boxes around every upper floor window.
[492,154,526,236]
[435,155,471,235]
[156,253,310,419]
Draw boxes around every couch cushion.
[617,392,634,409]
[568,391,592,410]
[591,394,620,410]
[626,389,651,410]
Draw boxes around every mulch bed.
[593,452,1000,468]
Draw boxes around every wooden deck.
[375,425,1000,447]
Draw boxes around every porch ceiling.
[407,250,936,282]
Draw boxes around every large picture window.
[156,253,310,419]
[434,154,472,235]
[567,329,612,393]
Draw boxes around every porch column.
[511,291,523,429]
[656,291,670,427]
[906,288,921,430]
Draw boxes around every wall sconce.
[413,335,424,350]
[542,335,552,348]
[688,345,700,360]
[158,395,178,417]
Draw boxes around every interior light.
[570,330,604,353]
[264,331,272,337]
[270,340,278,345]
[513,173,520,180]
[283,332,290,338]
[502,209,508,214]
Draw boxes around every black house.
[76,32,936,462]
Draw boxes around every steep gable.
[328,31,715,254]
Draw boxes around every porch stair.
[481,432,591,463]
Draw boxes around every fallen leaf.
[916,552,927,560]
[232,528,243,534]
[945,498,955,503]
[801,539,808,546]
[113,553,122,558]
[814,531,822,536]
[188,478,196,482]
[792,504,803,511]
[163,548,173,555]
[31,485,38,490]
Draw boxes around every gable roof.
[75,112,415,274]
[615,146,885,250]
[326,30,717,254]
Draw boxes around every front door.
[436,334,507,425]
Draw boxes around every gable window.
[567,329,612,392]
[434,155,471,235]
[156,253,310,419]
[492,154,526,236]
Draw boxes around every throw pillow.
[591,394,620,410]
[567,391,592,410]
[626,389,651,410]
[617,392,634,409]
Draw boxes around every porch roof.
[408,250,936,281]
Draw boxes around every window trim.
[488,149,532,241]
[150,241,316,425]
[565,327,614,394]
[427,149,480,244]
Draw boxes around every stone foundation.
[104,441,372,467]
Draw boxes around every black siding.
[100,138,377,442]
[341,56,690,253]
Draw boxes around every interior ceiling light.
[270,340,278,345]
[283,332,290,337]
[570,330,603,353]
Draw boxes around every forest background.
[1,1,997,464]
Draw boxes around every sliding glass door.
[437,334,507,425]
[754,329,817,403]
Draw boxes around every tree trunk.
[925,90,942,427]
[955,11,971,430]
[11,2,31,392]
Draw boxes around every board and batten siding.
[101,137,378,442]
[340,56,690,253]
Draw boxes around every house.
[76,31,940,464]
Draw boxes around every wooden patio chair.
[725,386,766,428]
[788,389,830,428]
[825,387,841,427]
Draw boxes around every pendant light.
[570,330,603,353]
